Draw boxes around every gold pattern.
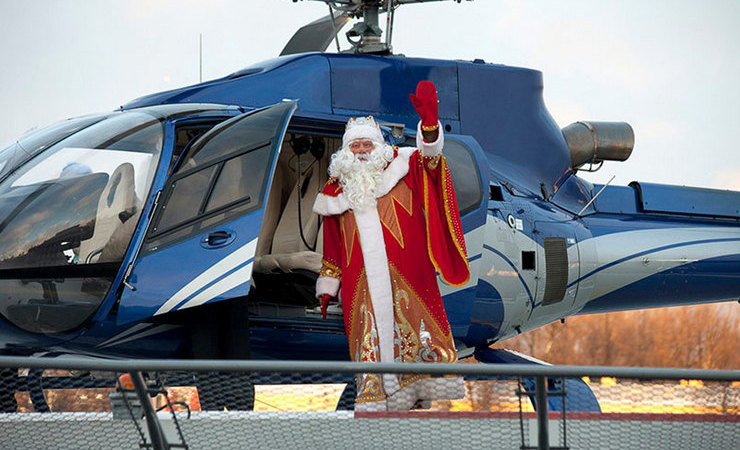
[359,303,379,363]
[439,157,470,285]
[349,272,386,403]
[356,373,385,403]
[421,123,439,131]
[393,289,419,363]
[377,182,413,249]
[422,155,471,287]
[347,269,367,340]
[319,259,341,279]
[423,154,441,170]
[340,213,358,267]
[388,264,457,363]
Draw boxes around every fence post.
[535,375,549,450]
[130,371,169,450]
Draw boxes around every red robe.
[313,126,469,411]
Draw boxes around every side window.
[149,144,272,246]
[156,165,219,232]
[205,149,270,212]
[443,139,483,216]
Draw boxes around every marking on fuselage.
[98,324,180,349]
[96,323,154,348]
[482,244,534,307]
[570,237,740,288]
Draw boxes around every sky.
[2,0,739,190]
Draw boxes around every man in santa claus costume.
[313,81,470,411]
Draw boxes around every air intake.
[542,237,568,306]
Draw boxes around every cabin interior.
[248,126,342,318]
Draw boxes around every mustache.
[328,145,393,209]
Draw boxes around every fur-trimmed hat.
[342,116,385,148]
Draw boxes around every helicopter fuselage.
[0,52,737,360]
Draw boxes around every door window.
[205,149,271,212]
[147,104,293,251]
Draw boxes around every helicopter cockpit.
[0,111,164,334]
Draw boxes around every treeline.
[492,303,739,369]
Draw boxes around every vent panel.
[542,237,568,305]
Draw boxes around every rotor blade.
[280,13,351,56]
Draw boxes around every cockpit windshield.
[0,114,108,183]
[0,111,164,334]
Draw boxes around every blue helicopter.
[0,0,738,408]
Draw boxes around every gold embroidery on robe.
[377,182,412,248]
[388,263,458,390]
[340,213,358,266]
[347,270,385,403]
[319,259,341,279]
[344,240,460,405]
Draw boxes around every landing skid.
[474,347,601,412]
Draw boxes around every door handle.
[201,230,235,249]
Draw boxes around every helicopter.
[0,0,738,411]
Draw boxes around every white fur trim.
[312,147,415,217]
[416,376,465,400]
[313,191,351,216]
[376,146,413,198]
[416,120,444,157]
[356,376,465,412]
[386,376,465,411]
[343,124,385,148]
[353,204,400,395]
[354,399,387,412]
[315,276,340,298]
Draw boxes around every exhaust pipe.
[562,121,635,169]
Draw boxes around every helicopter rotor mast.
[293,0,472,55]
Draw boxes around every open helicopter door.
[116,101,297,325]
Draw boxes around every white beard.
[328,142,394,210]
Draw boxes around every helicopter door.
[116,102,297,325]
[437,134,489,338]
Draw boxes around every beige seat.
[254,159,326,274]
[79,163,137,264]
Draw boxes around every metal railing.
[0,356,737,450]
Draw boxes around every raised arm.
[408,81,470,287]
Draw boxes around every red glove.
[319,294,334,320]
[409,80,439,128]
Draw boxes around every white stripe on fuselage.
[176,262,254,311]
[97,322,153,348]
[97,324,180,349]
[154,238,258,316]
[578,227,740,301]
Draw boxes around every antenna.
[576,175,615,217]
[199,33,203,83]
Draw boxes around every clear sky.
[2,0,738,190]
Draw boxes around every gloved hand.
[409,80,439,128]
[319,294,335,320]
